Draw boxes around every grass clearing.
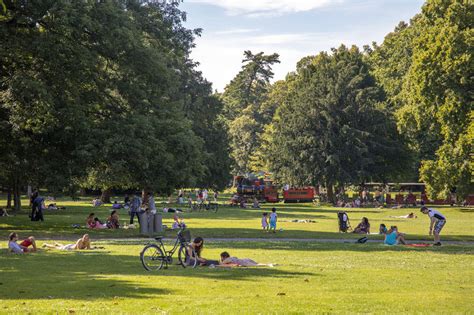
[0,241,473,314]
[0,196,472,241]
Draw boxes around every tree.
[267,45,409,202]
[406,0,473,200]
[0,0,216,205]
[222,51,280,174]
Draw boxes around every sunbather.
[42,234,91,250]
[217,251,273,267]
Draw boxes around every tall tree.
[0,0,214,205]
[222,51,280,174]
[267,45,409,202]
[404,0,473,200]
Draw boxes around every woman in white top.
[42,234,91,250]
[218,251,273,267]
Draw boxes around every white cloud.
[190,31,356,91]
[214,28,260,35]
[187,0,341,16]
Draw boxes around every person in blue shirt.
[384,226,406,245]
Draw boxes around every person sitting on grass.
[92,198,103,207]
[186,237,219,266]
[383,226,406,245]
[420,206,446,246]
[43,234,91,250]
[112,201,122,210]
[106,210,120,229]
[379,223,388,234]
[86,213,107,229]
[8,232,37,254]
[252,198,260,209]
[1,208,10,216]
[353,217,370,234]
[217,251,274,267]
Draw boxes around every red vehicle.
[234,175,279,202]
[283,187,316,203]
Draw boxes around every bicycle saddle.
[154,236,163,240]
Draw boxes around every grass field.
[1,195,473,314]
[0,196,473,241]
[1,241,473,314]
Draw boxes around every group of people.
[184,237,272,268]
[8,232,91,254]
[352,206,447,246]
[86,211,119,229]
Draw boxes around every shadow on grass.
[201,240,474,256]
[0,249,316,300]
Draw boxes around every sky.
[179,0,425,92]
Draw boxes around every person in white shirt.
[420,206,446,246]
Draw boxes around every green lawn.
[1,196,473,241]
[0,241,473,314]
[1,196,473,313]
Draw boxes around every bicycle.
[189,201,218,213]
[140,228,198,271]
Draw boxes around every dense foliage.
[0,0,230,208]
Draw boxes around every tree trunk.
[326,183,335,205]
[100,188,112,204]
[13,178,21,211]
[6,188,12,209]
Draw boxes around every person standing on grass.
[269,208,278,233]
[129,193,142,225]
[261,213,269,231]
[420,206,446,246]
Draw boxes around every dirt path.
[31,236,474,245]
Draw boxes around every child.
[8,232,37,254]
[379,223,387,234]
[420,206,446,246]
[261,213,269,231]
[269,208,278,233]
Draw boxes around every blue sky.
[180,0,425,91]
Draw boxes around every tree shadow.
[200,240,474,256]
[0,248,316,300]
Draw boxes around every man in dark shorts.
[420,206,446,246]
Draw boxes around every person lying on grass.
[217,252,274,267]
[42,234,91,250]
[383,226,406,245]
[389,212,417,219]
[8,232,37,254]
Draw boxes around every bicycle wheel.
[140,244,165,271]
[178,245,198,268]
